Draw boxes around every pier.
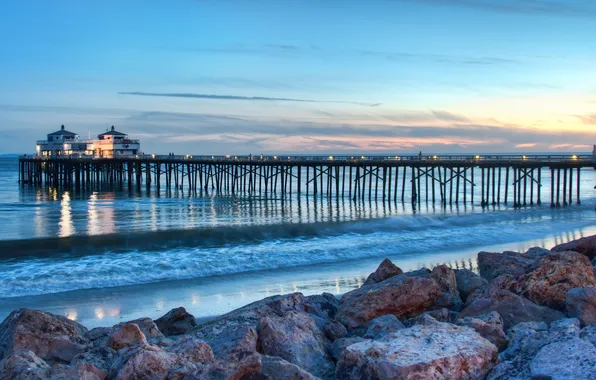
[18,154,596,207]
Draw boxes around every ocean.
[0,156,595,327]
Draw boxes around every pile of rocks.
[1,234,595,379]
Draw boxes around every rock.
[106,323,147,351]
[530,338,596,379]
[306,293,339,320]
[454,269,488,302]
[567,286,596,326]
[523,247,552,259]
[581,324,596,347]
[488,318,581,379]
[457,311,508,350]
[477,251,535,281]
[257,311,334,379]
[260,355,320,380]
[87,318,163,347]
[330,337,366,361]
[459,290,564,330]
[323,320,347,341]
[0,350,50,380]
[403,308,455,327]
[109,344,174,380]
[515,251,596,310]
[192,353,262,380]
[336,321,498,379]
[0,309,88,363]
[72,346,116,376]
[363,315,405,340]
[552,234,596,259]
[431,264,463,310]
[362,258,403,286]
[170,335,214,363]
[196,322,258,360]
[336,274,440,330]
[154,307,197,336]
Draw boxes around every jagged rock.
[403,308,456,327]
[552,234,596,259]
[72,346,116,376]
[454,269,488,302]
[330,337,366,361]
[363,258,403,286]
[515,251,596,310]
[430,264,463,310]
[363,315,405,340]
[0,350,50,380]
[306,293,339,320]
[196,322,258,360]
[488,318,580,379]
[257,311,334,379]
[154,307,197,336]
[260,355,320,380]
[107,323,147,351]
[457,311,508,350]
[109,344,176,380]
[567,286,596,326]
[459,290,564,330]
[87,318,163,347]
[170,335,213,363]
[581,324,596,347]
[523,247,552,259]
[0,309,88,363]
[336,321,498,379]
[336,274,439,330]
[530,338,596,379]
[323,320,347,341]
[191,352,262,380]
[477,251,535,281]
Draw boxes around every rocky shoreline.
[1,235,596,379]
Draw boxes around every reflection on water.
[59,192,74,237]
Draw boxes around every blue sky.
[1,0,595,154]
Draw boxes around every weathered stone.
[552,234,596,259]
[478,251,534,281]
[336,321,498,379]
[196,322,258,360]
[0,309,88,363]
[330,337,366,361]
[154,307,197,336]
[87,318,163,347]
[323,320,347,341]
[363,315,405,340]
[0,350,50,380]
[363,258,403,286]
[459,290,564,330]
[190,352,262,380]
[581,324,596,347]
[170,335,214,363]
[109,344,174,380]
[516,251,596,310]
[306,293,339,320]
[106,323,147,351]
[431,264,463,310]
[260,355,320,380]
[336,274,440,330]
[530,338,596,379]
[72,346,116,375]
[567,286,596,326]
[257,311,334,379]
[454,269,488,302]
[403,308,454,327]
[523,246,552,259]
[457,311,508,350]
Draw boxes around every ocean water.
[0,157,595,326]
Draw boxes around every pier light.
[572,155,578,160]
[274,156,278,159]
[152,154,155,158]
[211,156,214,159]
[433,155,438,160]
[522,155,527,160]
[361,156,365,159]
[329,155,334,160]
[475,155,480,160]
[226,154,231,158]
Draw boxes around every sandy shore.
[2,227,593,329]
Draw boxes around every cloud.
[576,114,596,125]
[402,0,596,18]
[119,92,381,107]
[431,110,470,123]
[515,143,537,148]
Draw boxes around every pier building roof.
[98,126,127,137]
[48,125,77,136]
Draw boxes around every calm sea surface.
[0,157,595,326]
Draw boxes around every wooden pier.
[18,154,596,207]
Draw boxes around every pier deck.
[18,154,596,207]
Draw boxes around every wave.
[0,205,594,298]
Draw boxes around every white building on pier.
[36,125,141,157]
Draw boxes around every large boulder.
[109,344,174,380]
[363,315,405,340]
[552,234,596,259]
[454,269,488,302]
[430,264,463,310]
[0,350,50,380]
[530,338,596,379]
[336,320,498,379]
[336,274,440,330]
[260,355,321,380]
[0,309,88,363]
[257,310,334,379]
[363,258,403,286]
[477,251,535,281]
[323,320,347,342]
[457,311,508,350]
[87,317,163,347]
[306,293,339,320]
[459,290,564,330]
[567,286,596,326]
[330,337,366,361]
[107,323,147,351]
[154,307,197,336]
[581,324,596,347]
[515,251,596,310]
